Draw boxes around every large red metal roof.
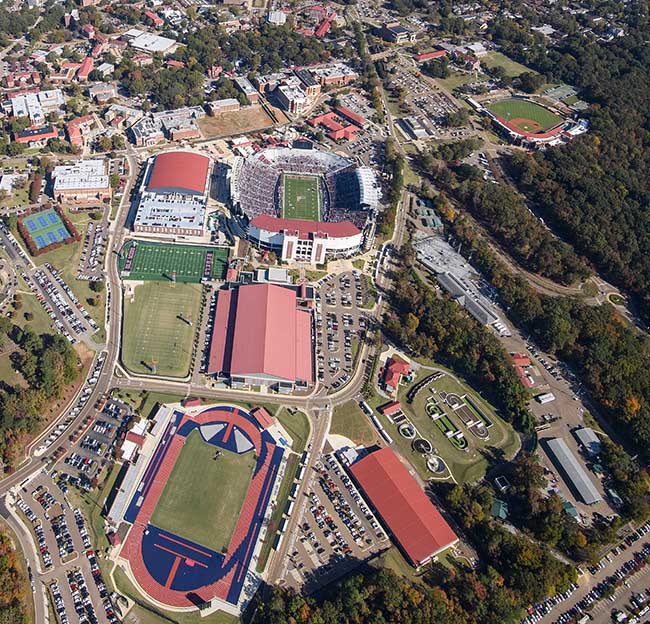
[250,214,360,239]
[207,284,313,383]
[350,448,458,566]
[146,151,210,195]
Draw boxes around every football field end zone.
[115,404,287,613]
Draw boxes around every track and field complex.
[120,405,284,609]
[486,99,563,133]
[118,240,228,283]
[281,173,322,221]
[150,430,256,553]
[121,282,202,377]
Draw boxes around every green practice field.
[151,430,256,553]
[121,282,202,377]
[118,240,228,283]
[487,99,563,132]
[281,173,322,221]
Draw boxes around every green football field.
[281,173,322,221]
[118,240,229,283]
[121,281,202,377]
[487,99,563,132]
[150,430,256,553]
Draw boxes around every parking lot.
[531,522,650,624]
[78,220,107,281]
[11,472,116,624]
[284,451,388,592]
[317,271,371,389]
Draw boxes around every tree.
[89,280,104,293]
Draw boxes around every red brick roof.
[350,448,458,566]
[125,431,146,447]
[334,106,367,127]
[146,151,210,195]
[379,400,402,416]
[251,406,274,429]
[383,356,410,390]
[415,50,447,62]
[250,214,360,240]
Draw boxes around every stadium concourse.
[229,146,381,263]
[118,404,286,612]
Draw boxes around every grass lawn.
[281,173,322,221]
[151,430,255,553]
[112,567,237,624]
[275,408,310,453]
[438,71,487,91]
[482,51,535,78]
[119,241,229,283]
[331,401,377,446]
[395,370,519,483]
[121,281,202,377]
[0,348,27,387]
[487,99,563,132]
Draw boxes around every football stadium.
[484,97,566,144]
[117,404,288,613]
[229,146,381,263]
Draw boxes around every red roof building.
[251,406,275,430]
[383,356,410,394]
[13,126,58,144]
[350,448,458,566]
[308,111,358,141]
[315,18,332,37]
[207,284,313,388]
[250,214,360,240]
[125,431,146,448]
[379,400,402,417]
[511,353,531,367]
[143,10,163,27]
[76,57,94,81]
[182,397,202,407]
[415,50,447,62]
[146,151,210,195]
[333,106,367,128]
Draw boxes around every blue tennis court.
[20,208,72,250]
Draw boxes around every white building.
[277,84,308,115]
[10,89,65,126]
[248,215,362,264]
[121,28,177,55]
[52,159,112,205]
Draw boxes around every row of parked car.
[16,495,53,569]
[46,263,98,332]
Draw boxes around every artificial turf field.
[121,281,201,377]
[150,430,256,553]
[281,173,322,221]
[487,99,563,132]
[118,240,228,283]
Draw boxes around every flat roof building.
[349,447,458,567]
[546,437,602,505]
[121,28,177,54]
[276,84,308,115]
[234,76,259,104]
[207,283,313,391]
[52,159,111,205]
[573,427,602,457]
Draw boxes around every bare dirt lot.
[198,105,286,138]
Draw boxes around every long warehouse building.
[546,437,602,505]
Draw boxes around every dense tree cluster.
[376,138,403,238]
[383,264,532,431]
[438,205,650,510]
[489,16,650,323]
[0,318,79,469]
[0,530,28,624]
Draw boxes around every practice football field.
[150,430,256,553]
[118,240,228,283]
[487,99,563,132]
[281,173,322,221]
[121,281,202,377]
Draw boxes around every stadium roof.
[208,283,313,383]
[146,151,210,196]
[250,214,360,239]
[350,447,458,566]
[546,437,602,505]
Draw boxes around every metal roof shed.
[546,437,602,505]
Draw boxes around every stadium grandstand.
[229,146,381,263]
[207,283,313,392]
[133,151,212,239]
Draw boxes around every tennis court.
[118,240,228,283]
[281,173,322,221]
[22,208,72,249]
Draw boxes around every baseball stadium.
[228,146,381,263]
[118,404,286,612]
[484,97,566,143]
